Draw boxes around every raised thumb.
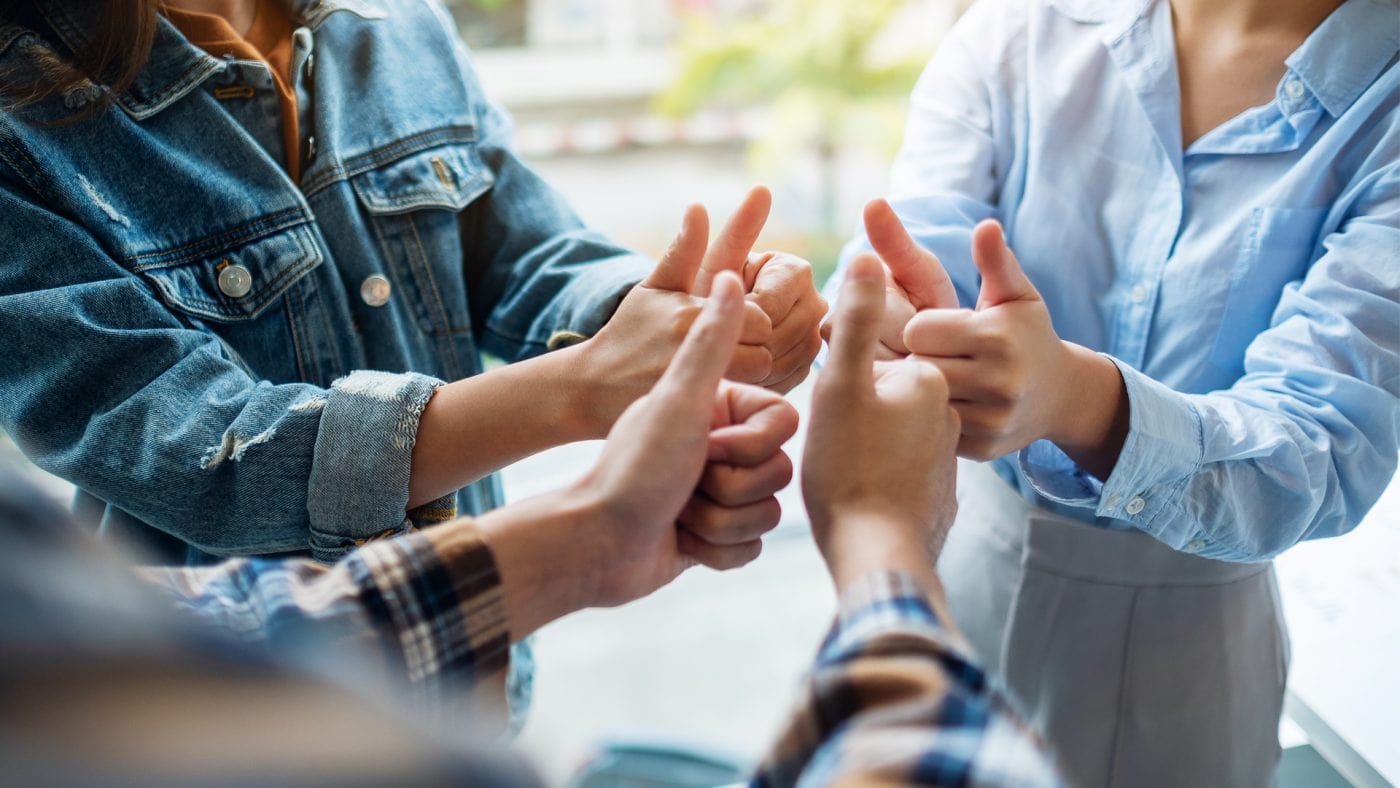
[972,220,1037,309]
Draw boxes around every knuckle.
[965,444,997,462]
[685,504,724,540]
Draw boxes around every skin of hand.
[575,187,778,436]
[408,188,777,508]
[820,198,961,360]
[801,254,962,596]
[476,271,789,635]
[743,251,827,392]
[901,220,1129,477]
[679,380,798,559]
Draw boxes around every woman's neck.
[161,0,257,35]
[1171,0,1344,36]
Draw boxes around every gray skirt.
[938,461,1290,788]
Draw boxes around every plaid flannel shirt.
[754,571,1062,786]
[146,512,1060,786]
[145,503,514,720]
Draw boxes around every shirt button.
[1125,496,1146,515]
[306,135,317,158]
[360,274,392,307]
[1105,494,1123,509]
[1186,539,1207,553]
[304,53,315,79]
[217,264,253,298]
[1284,78,1305,100]
[1129,284,1149,304]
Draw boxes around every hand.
[802,254,961,593]
[820,198,960,360]
[902,221,1128,472]
[574,188,776,436]
[582,271,787,607]
[743,251,826,392]
[679,380,798,562]
[478,272,781,634]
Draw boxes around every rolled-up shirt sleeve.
[1021,168,1400,561]
[145,517,511,715]
[755,571,1061,787]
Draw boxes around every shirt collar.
[1285,0,1400,118]
[1048,0,1153,28]
[33,0,387,121]
[35,0,224,120]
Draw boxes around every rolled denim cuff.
[306,370,443,562]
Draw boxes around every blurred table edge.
[1285,692,1393,788]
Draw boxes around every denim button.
[1186,539,1207,553]
[361,275,391,306]
[306,136,317,158]
[217,264,253,298]
[1130,283,1148,304]
[304,53,315,79]
[1125,496,1146,515]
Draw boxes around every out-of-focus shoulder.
[1044,0,1151,24]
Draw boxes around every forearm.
[408,343,598,507]
[822,522,945,611]
[472,486,604,639]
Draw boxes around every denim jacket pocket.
[350,139,494,215]
[350,137,495,339]
[129,214,324,324]
[1208,206,1328,372]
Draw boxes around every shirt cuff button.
[1125,496,1146,515]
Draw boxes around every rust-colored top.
[164,1,301,180]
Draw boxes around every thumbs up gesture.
[902,220,1088,462]
[821,199,961,360]
[580,187,778,433]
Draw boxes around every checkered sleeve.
[753,572,1063,787]
[143,518,510,714]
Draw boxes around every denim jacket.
[0,0,650,564]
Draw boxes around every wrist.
[475,487,608,639]
[1048,343,1129,478]
[548,343,610,441]
[814,508,943,596]
[1047,342,1113,449]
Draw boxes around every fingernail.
[712,270,742,300]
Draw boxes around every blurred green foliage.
[657,0,936,234]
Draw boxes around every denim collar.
[32,0,387,120]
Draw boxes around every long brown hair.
[0,1,161,120]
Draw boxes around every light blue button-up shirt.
[830,0,1400,561]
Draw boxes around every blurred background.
[444,0,968,285]
[1,0,1395,785]
[442,0,960,780]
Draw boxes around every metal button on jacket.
[361,274,392,306]
[218,264,253,298]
